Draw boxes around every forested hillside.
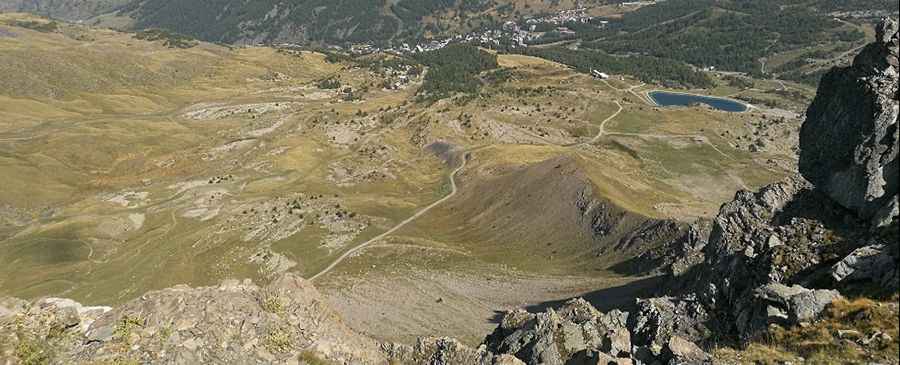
[2,0,895,85]
[413,44,498,100]
[0,0,128,20]
[118,0,399,44]
[584,0,896,82]
[115,0,611,45]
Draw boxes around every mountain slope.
[1,0,616,44]
[0,0,128,20]
[119,0,399,45]
[409,154,685,273]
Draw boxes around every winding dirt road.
[588,101,623,144]
[309,153,469,281]
[561,100,623,148]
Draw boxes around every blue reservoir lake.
[649,91,748,112]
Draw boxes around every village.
[275,7,613,57]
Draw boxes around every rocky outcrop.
[481,296,721,364]
[744,284,842,335]
[629,296,710,355]
[831,244,898,288]
[646,21,900,345]
[383,337,514,365]
[611,220,697,276]
[472,19,899,364]
[664,221,712,278]
[671,179,851,338]
[1,275,533,365]
[799,18,899,227]
[2,274,389,364]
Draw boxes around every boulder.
[664,335,711,364]
[831,244,897,290]
[799,18,899,226]
[485,298,679,365]
[745,283,842,335]
[493,354,527,365]
[384,337,497,365]
[629,296,710,355]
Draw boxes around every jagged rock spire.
[799,18,899,227]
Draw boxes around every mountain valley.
[0,2,898,364]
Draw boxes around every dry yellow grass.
[716,298,900,364]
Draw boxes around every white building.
[591,70,609,79]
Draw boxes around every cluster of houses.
[335,28,531,56]
[523,7,600,26]
[277,8,611,57]
[401,7,613,53]
[619,0,661,7]
[380,64,418,90]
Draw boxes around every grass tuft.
[265,327,294,353]
[718,297,899,364]
[113,314,144,344]
[259,289,287,314]
[15,339,51,365]
[298,350,334,365]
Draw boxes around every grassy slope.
[0,15,443,303]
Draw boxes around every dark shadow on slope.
[489,310,507,324]
[522,276,664,315]
[773,187,864,234]
[486,277,663,324]
[607,220,692,277]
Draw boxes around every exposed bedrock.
[799,18,899,227]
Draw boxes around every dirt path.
[593,80,739,159]
[588,100,623,143]
[603,79,651,105]
[309,153,469,281]
[559,100,622,148]
[774,79,788,91]
[606,132,733,159]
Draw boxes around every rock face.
[831,244,898,287]
[484,298,707,365]
[799,18,899,226]
[1,274,386,364]
[0,275,523,365]
[473,19,898,365]
[674,179,852,339]
[748,284,842,332]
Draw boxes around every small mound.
[425,140,464,168]
[418,155,684,272]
